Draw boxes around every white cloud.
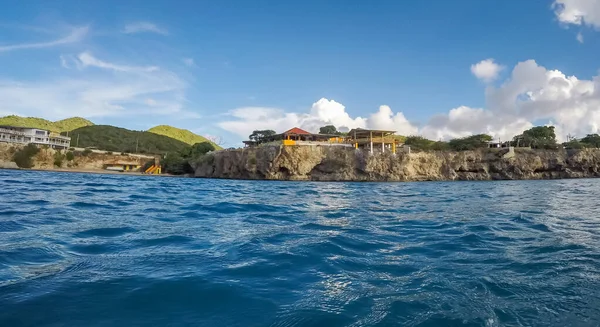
[0,53,197,120]
[369,105,419,135]
[422,59,600,142]
[577,31,585,42]
[218,98,420,139]
[77,52,159,72]
[470,59,504,82]
[0,26,88,53]
[123,22,168,35]
[182,58,195,67]
[219,59,600,144]
[553,0,600,29]
[60,55,70,69]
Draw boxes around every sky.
[1,0,600,146]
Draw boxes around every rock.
[0,161,19,169]
[191,146,600,182]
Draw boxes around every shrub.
[121,152,127,156]
[65,151,75,161]
[448,134,492,151]
[106,151,113,155]
[564,140,584,149]
[53,152,64,167]
[162,152,194,175]
[13,144,40,168]
[82,148,93,156]
[580,134,600,148]
[430,141,451,151]
[404,136,435,151]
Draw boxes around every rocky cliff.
[0,143,152,171]
[193,146,600,181]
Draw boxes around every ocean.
[0,170,599,326]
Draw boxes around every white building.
[0,126,71,149]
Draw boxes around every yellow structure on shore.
[348,128,397,154]
[244,127,401,154]
[144,156,162,174]
[144,165,162,174]
[103,161,142,172]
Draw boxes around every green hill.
[148,125,221,149]
[0,115,94,132]
[70,125,192,154]
[53,117,94,132]
[0,115,220,153]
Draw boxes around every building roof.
[348,128,396,138]
[283,127,311,135]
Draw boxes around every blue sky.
[1,0,600,145]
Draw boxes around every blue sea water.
[1,170,600,326]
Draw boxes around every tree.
[162,153,193,175]
[319,125,338,135]
[448,134,492,151]
[13,144,39,168]
[206,135,225,147]
[431,141,451,151]
[248,130,276,144]
[180,142,216,159]
[53,152,64,167]
[564,140,584,149]
[404,136,435,151]
[519,126,557,149]
[581,134,600,148]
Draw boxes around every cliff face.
[193,146,600,181]
[0,143,152,171]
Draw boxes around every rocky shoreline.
[192,146,600,182]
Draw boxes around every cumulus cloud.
[553,0,600,29]
[218,98,421,139]
[219,60,600,144]
[123,22,168,35]
[422,59,600,142]
[0,26,88,52]
[369,106,419,135]
[470,59,504,82]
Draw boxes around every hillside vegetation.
[70,125,191,154]
[54,117,95,132]
[0,115,94,132]
[148,125,220,149]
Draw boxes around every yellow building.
[347,128,398,154]
[243,127,401,154]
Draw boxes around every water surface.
[1,170,599,326]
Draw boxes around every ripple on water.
[74,227,138,238]
[69,201,107,209]
[0,221,25,233]
[133,235,194,248]
[1,170,600,326]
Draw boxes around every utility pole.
[76,134,80,147]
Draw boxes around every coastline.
[0,167,186,178]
